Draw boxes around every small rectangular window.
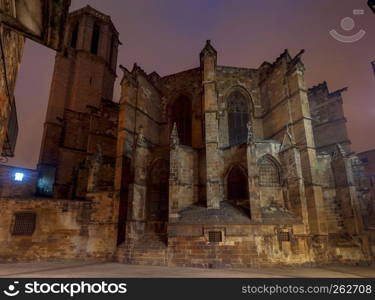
[12,212,36,236]
[208,231,222,243]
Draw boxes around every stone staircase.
[116,235,168,266]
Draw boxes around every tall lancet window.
[109,35,116,67]
[91,22,100,55]
[70,22,79,48]
[227,90,250,146]
[169,96,192,146]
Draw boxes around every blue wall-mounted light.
[14,172,25,182]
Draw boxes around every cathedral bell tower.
[37,6,120,197]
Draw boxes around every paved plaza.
[0,262,374,278]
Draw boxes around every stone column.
[200,40,222,209]
[285,56,328,235]
[332,151,365,235]
[279,131,310,233]
[81,14,93,52]
[114,67,138,240]
[115,66,137,192]
[99,23,110,60]
[87,144,103,192]
[127,126,148,237]
[247,142,262,222]
[169,123,180,220]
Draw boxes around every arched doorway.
[169,96,192,146]
[146,159,169,238]
[227,165,250,215]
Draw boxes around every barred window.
[12,212,36,236]
[259,157,280,186]
[278,231,290,242]
[208,231,222,243]
[228,91,250,146]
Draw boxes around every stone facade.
[308,82,351,155]
[0,0,25,157]
[0,194,117,261]
[114,44,372,267]
[0,6,374,268]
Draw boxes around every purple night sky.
[7,0,375,169]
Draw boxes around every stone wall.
[316,155,343,234]
[0,191,118,262]
[169,144,198,216]
[331,154,365,235]
[168,223,368,268]
[168,224,307,268]
[122,66,163,150]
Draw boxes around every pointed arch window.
[227,90,250,146]
[91,23,100,55]
[70,22,79,48]
[109,34,116,67]
[258,157,280,187]
[169,96,192,146]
